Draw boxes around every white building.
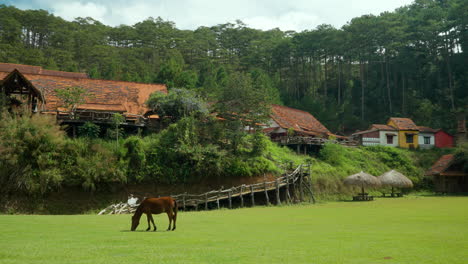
[418,126,436,149]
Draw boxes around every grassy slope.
[277,144,455,199]
[0,197,467,264]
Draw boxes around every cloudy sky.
[4,0,414,31]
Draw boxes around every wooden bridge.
[170,164,315,211]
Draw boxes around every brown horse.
[131,197,178,231]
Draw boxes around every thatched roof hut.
[378,170,413,188]
[343,171,381,194]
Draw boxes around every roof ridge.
[272,104,311,115]
[25,73,166,86]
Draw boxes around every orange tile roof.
[426,154,454,175]
[25,74,166,115]
[0,63,167,116]
[270,104,330,135]
[388,117,418,130]
[0,63,87,78]
[418,126,437,133]
[371,124,397,131]
[76,104,127,112]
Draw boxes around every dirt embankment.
[1,174,278,214]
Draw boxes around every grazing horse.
[131,197,178,231]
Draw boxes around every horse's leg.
[149,214,157,231]
[166,211,172,231]
[146,213,151,231]
[172,210,177,231]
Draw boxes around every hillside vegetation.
[0,111,447,206]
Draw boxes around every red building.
[434,130,454,148]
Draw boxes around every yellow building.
[387,117,419,149]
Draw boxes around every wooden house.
[426,154,468,193]
[387,117,419,149]
[435,130,455,148]
[0,63,167,131]
[417,126,436,149]
[263,104,353,151]
[352,124,398,147]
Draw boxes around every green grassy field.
[0,197,467,264]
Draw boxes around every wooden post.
[217,189,221,209]
[228,189,232,209]
[299,166,304,202]
[182,193,186,211]
[275,178,281,205]
[307,164,316,204]
[285,174,291,203]
[264,181,270,206]
[240,185,244,208]
[204,193,208,210]
[250,185,255,207]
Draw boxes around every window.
[424,136,431,145]
[405,134,414,143]
[386,135,393,144]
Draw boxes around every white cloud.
[244,12,321,31]
[52,1,108,22]
[12,0,415,31]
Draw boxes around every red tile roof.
[0,64,167,116]
[371,124,397,131]
[388,117,419,130]
[0,63,87,78]
[270,104,330,136]
[418,126,437,133]
[426,154,455,175]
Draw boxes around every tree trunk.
[360,60,365,121]
[386,58,392,114]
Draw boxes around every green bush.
[0,113,65,195]
[78,122,101,138]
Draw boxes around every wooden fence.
[170,164,315,211]
[272,136,358,147]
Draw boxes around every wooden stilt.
[228,189,232,209]
[275,178,281,205]
[182,193,186,211]
[285,174,291,203]
[264,181,270,206]
[250,185,255,207]
[240,185,244,208]
[217,189,221,209]
[299,166,304,202]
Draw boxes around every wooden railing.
[272,136,358,146]
[170,164,315,211]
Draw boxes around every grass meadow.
[0,196,467,264]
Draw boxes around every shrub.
[78,121,101,138]
[0,113,65,195]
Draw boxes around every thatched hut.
[344,171,381,200]
[378,170,413,196]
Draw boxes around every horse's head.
[131,215,140,231]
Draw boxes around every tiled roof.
[0,63,87,78]
[0,64,167,116]
[352,129,378,136]
[270,104,330,136]
[418,126,437,133]
[426,154,454,175]
[371,124,397,131]
[388,117,419,130]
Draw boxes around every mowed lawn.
[0,197,467,264]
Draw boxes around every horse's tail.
[172,198,178,231]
